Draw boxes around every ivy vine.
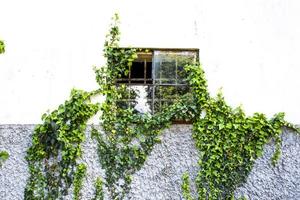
[24,89,98,199]
[0,151,9,167]
[181,64,299,199]
[22,13,299,200]
[182,172,193,200]
[92,177,104,200]
[73,163,87,200]
[92,14,194,199]
[93,15,299,199]
[0,40,5,54]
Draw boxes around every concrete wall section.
[235,128,300,199]
[128,125,199,200]
[0,125,33,200]
[1,125,300,199]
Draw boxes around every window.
[116,48,199,117]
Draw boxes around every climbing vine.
[182,172,194,200]
[93,15,299,199]
[24,89,98,199]
[0,40,5,54]
[92,13,195,199]
[23,14,299,200]
[0,151,9,167]
[92,177,104,200]
[73,163,87,200]
[181,64,299,199]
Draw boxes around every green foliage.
[74,163,87,200]
[23,13,299,200]
[93,14,299,200]
[24,89,98,199]
[182,173,194,200]
[182,64,299,199]
[92,177,104,200]
[237,196,248,200]
[0,151,9,167]
[0,40,5,54]
[92,13,195,199]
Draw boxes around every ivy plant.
[92,177,104,200]
[0,40,5,54]
[181,64,299,199]
[23,13,299,200]
[182,172,194,200]
[0,151,9,167]
[24,89,98,199]
[94,16,299,199]
[73,163,87,200]
[92,14,195,199]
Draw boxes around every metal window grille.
[116,48,199,116]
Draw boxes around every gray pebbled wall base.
[0,125,300,200]
[235,128,300,200]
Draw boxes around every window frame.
[116,47,199,123]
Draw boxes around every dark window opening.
[117,52,153,84]
[130,61,152,84]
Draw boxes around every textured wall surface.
[0,125,300,200]
[0,125,33,200]
[235,128,300,200]
[127,125,198,200]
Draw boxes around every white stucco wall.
[0,0,300,124]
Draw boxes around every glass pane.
[155,86,177,100]
[153,100,174,113]
[154,53,176,84]
[152,85,190,114]
[161,60,176,81]
[153,51,197,84]
[116,100,130,110]
[177,53,196,83]
[153,100,161,113]
[177,85,190,97]
[154,85,190,99]
[161,100,174,110]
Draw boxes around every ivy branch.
[92,13,196,199]
[24,89,98,199]
[0,40,5,54]
[0,151,9,167]
[181,64,300,199]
